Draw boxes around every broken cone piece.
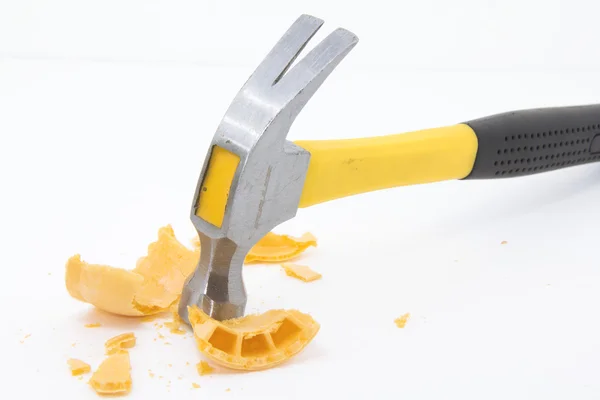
[89,352,132,395]
[65,225,199,316]
[105,333,136,354]
[188,305,320,371]
[192,231,317,264]
[281,263,322,282]
[67,358,91,376]
[244,232,317,263]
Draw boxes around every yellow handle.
[295,124,479,208]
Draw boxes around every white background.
[2,0,600,398]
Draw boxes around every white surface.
[2,1,600,399]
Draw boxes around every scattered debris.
[67,358,91,376]
[394,313,410,328]
[196,361,214,376]
[281,263,322,282]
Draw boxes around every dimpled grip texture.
[463,104,600,179]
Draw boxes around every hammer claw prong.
[250,14,324,87]
[274,27,359,110]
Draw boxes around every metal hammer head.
[179,15,358,323]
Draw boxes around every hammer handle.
[463,104,600,179]
[296,104,600,207]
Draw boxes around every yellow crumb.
[394,313,410,328]
[281,263,322,282]
[244,232,317,263]
[148,370,155,378]
[164,342,171,345]
[501,240,508,245]
[89,352,132,395]
[105,332,136,354]
[189,306,320,371]
[164,311,186,335]
[84,323,101,328]
[167,364,172,368]
[24,334,31,339]
[192,383,200,389]
[226,388,231,392]
[196,361,214,376]
[71,343,76,347]
[186,362,190,366]
[157,333,165,339]
[67,358,91,376]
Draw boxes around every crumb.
[178,376,183,380]
[167,364,172,368]
[226,388,231,392]
[67,358,91,376]
[164,311,186,335]
[148,370,155,378]
[24,334,31,339]
[501,240,508,245]
[186,362,190,366]
[192,383,200,389]
[281,263,322,282]
[48,272,52,276]
[84,323,101,328]
[164,342,171,345]
[157,333,165,339]
[394,313,410,328]
[196,361,214,376]
[71,343,76,347]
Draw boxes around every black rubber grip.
[463,104,600,179]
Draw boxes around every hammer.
[179,14,600,323]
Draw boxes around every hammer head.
[179,15,358,323]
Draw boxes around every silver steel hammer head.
[178,15,358,323]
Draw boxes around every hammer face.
[179,14,358,323]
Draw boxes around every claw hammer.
[179,14,600,323]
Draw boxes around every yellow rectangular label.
[196,146,240,227]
